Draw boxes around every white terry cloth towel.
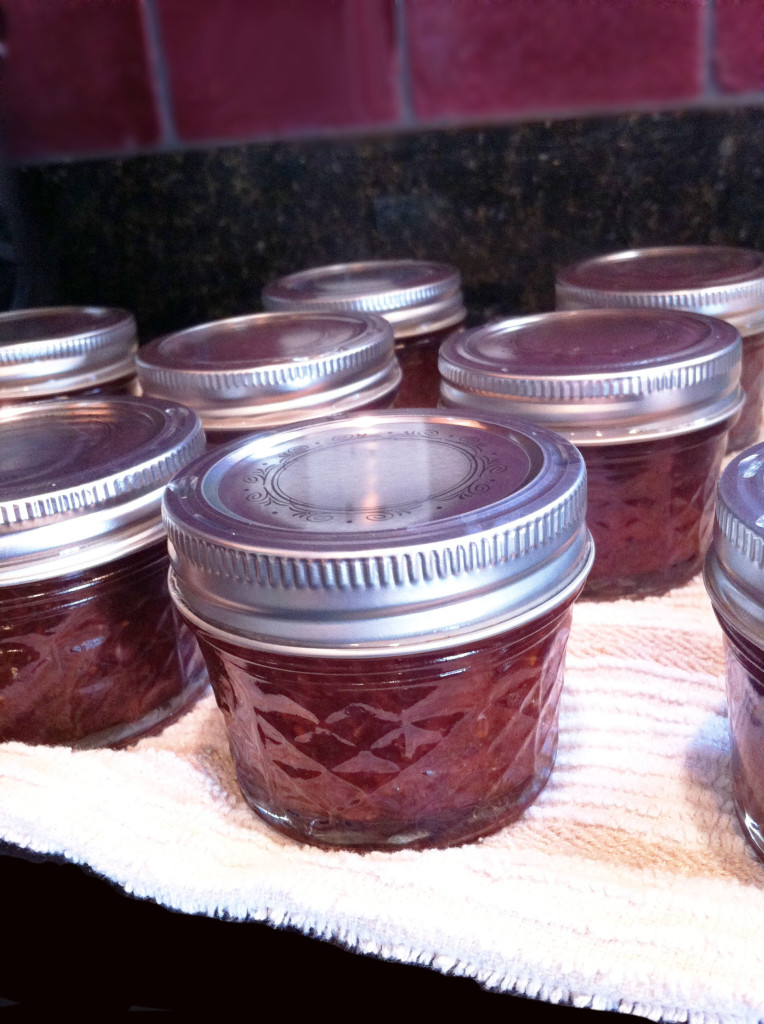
[2,575,764,1023]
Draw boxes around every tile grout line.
[12,90,764,171]
[394,0,417,127]
[704,0,721,99]
[141,0,181,148]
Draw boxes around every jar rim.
[0,306,138,396]
[137,310,400,421]
[262,259,466,336]
[556,245,764,332]
[169,555,590,657]
[0,396,204,583]
[438,308,743,443]
[704,443,764,646]
[163,409,593,649]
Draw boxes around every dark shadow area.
[0,845,648,1020]
[15,108,764,341]
[682,705,764,881]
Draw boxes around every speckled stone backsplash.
[14,108,764,341]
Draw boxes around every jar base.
[72,671,209,750]
[583,555,702,601]
[735,801,764,864]
[241,766,553,852]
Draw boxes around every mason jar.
[0,306,139,404]
[262,260,466,408]
[163,410,593,850]
[136,310,400,444]
[556,246,764,450]
[705,444,764,863]
[0,396,207,747]
[438,308,743,600]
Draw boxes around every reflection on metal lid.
[0,396,204,582]
[0,306,138,397]
[439,308,743,444]
[705,442,764,646]
[556,246,764,334]
[262,260,466,337]
[163,409,593,652]
[137,310,400,432]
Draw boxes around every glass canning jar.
[0,306,139,404]
[704,444,764,863]
[262,260,466,409]
[163,410,593,850]
[136,310,400,444]
[438,309,743,600]
[0,396,208,748]
[556,246,764,451]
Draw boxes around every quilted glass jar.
[262,260,466,409]
[137,310,400,444]
[439,309,743,600]
[705,444,764,863]
[556,246,764,451]
[163,410,593,850]
[0,306,139,404]
[0,396,208,747]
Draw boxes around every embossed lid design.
[0,306,138,398]
[137,311,401,432]
[163,410,593,653]
[556,246,764,334]
[705,443,764,645]
[262,260,466,339]
[0,396,204,583]
[438,309,743,444]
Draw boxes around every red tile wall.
[156,0,398,142]
[405,0,705,120]
[3,0,161,161]
[2,0,761,164]
[714,0,764,93]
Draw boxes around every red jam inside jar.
[719,624,764,856]
[262,260,466,411]
[439,308,743,600]
[582,421,729,599]
[164,410,592,850]
[190,599,574,849]
[556,245,764,451]
[392,321,465,409]
[137,310,401,444]
[0,306,138,405]
[705,443,764,862]
[0,542,204,747]
[0,396,208,747]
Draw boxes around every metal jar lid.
[163,409,593,655]
[438,309,743,445]
[0,396,204,584]
[137,310,401,432]
[704,443,764,647]
[556,246,764,335]
[262,260,466,339]
[0,306,138,399]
